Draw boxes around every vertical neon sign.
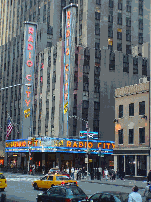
[22,22,37,139]
[63,8,71,137]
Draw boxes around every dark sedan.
[36,184,88,202]
[82,191,129,202]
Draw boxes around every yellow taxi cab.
[0,173,7,191]
[32,173,77,190]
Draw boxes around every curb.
[80,180,146,189]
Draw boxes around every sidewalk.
[81,178,148,189]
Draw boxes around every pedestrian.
[98,167,102,181]
[112,169,116,180]
[104,168,108,181]
[108,168,112,180]
[147,170,151,183]
[82,167,85,179]
[66,167,69,175]
[32,164,35,175]
[42,164,45,175]
[128,185,142,202]
[29,165,32,175]
[143,182,151,201]
[71,167,74,179]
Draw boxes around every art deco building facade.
[0,0,150,144]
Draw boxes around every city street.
[0,172,147,201]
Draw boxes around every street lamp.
[86,121,89,178]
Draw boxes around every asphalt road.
[0,173,146,202]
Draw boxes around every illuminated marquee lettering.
[25,99,31,106]
[67,11,71,19]
[27,60,33,67]
[66,30,70,38]
[24,108,30,114]
[64,93,68,100]
[26,91,31,98]
[67,21,70,28]
[66,48,69,56]
[65,64,69,71]
[29,52,31,59]
[28,44,33,50]
[26,75,31,81]
[28,27,34,34]
[28,35,34,42]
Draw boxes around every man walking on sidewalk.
[128,185,142,202]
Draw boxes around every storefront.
[113,149,148,177]
[5,137,115,172]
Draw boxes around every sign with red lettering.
[21,22,37,139]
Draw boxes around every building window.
[117,43,122,51]
[129,129,134,144]
[79,24,82,36]
[139,19,143,30]
[95,12,100,20]
[118,2,122,10]
[142,59,147,76]
[95,42,100,50]
[126,17,131,27]
[139,127,145,144]
[126,45,131,55]
[109,0,113,8]
[96,0,101,5]
[133,57,138,74]
[109,52,115,71]
[117,13,122,25]
[118,129,123,144]
[95,23,100,35]
[138,33,143,44]
[108,25,113,38]
[139,101,145,115]
[119,105,123,118]
[117,31,122,40]
[129,103,134,116]
[126,30,131,42]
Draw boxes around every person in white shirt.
[104,168,108,181]
[71,167,74,179]
[128,185,142,202]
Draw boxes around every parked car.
[82,191,129,202]
[36,184,88,202]
[32,174,77,190]
[0,173,7,191]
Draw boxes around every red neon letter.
[65,64,69,71]
[29,27,34,34]
[28,44,33,50]
[67,11,71,19]
[64,93,68,100]
[65,83,68,91]
[26,91,31,98]
[66,30,70,38]
[66,48,69,56]
[26,75,31,81]
[66,38,69,47]
[67,21,70,28]
[25,99,31,106]
[29,52,31,59]
[27,60,33,67]
[28,35,34,42]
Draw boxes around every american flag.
[6,118,13,140]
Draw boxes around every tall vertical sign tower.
[62,4,77,137]
[21,22,37,139]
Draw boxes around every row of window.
[118,127,145,145]
[119,101,145,118]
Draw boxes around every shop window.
[139,101,145,115]
[119,105,123,118]
[129,103,134,116]
[139,127,145,144]
[129,129,134,144]
[118,129,123,144]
